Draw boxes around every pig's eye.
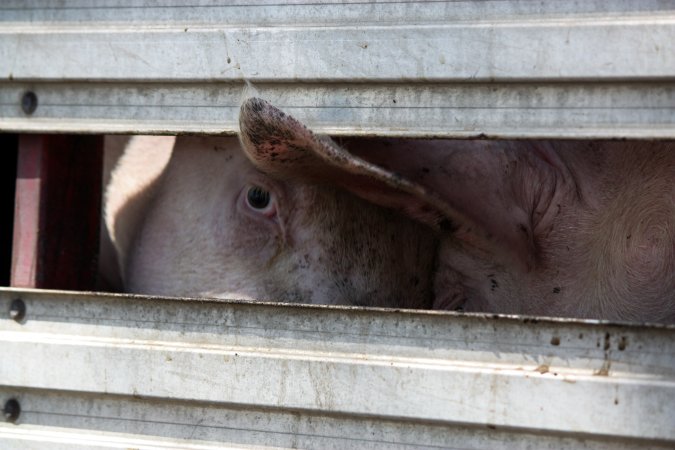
[246,186,270,209]
[244,185,277,219]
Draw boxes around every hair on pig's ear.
[239,80,261,107]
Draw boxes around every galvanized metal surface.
[1,288,674,448]
[1,1,674,137]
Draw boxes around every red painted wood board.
[11,135,103,290]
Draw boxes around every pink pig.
[102,98,674,323]
[238,98,675,323]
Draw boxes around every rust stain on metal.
[535,364,549,374]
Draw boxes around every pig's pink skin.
[240,98,675,323]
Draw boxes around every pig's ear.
[239,98,537,269]
[239,97,464,231]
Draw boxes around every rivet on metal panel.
[3,399,20,422]
[9,299,26,322]
[21,91,38,115]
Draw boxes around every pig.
[102,134,437,308]
[238,97,675,323]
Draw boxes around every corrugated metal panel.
[1,288,674,448]
[1,0,674,137]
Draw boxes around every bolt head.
[9,299,26,322]
[3,399,20,422]
[21,91,38,115]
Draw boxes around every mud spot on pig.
[552,287,561,294]
[490,278,499,291]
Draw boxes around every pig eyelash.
[244,184,278,219]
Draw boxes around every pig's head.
[239,98,675,323]
[111,135,437,308]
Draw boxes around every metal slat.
[0,1,674,136]
[0,391,673,450]
[2,0,674,25]
[1,81,674,138]
[1,288,674,448]
[2,20,675,81]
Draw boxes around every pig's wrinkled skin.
[103,135,437,308]
[238,98,675,323]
